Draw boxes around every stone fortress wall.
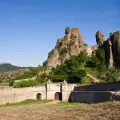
[0,81,76,105]
[0,85,46,104]
[0,80,120,105]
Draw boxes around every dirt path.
[87,73,100,82]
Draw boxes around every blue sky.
[0,0,119,67]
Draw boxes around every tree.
[68,69,87,83]
[105,67,118,82]
[9,80,15,86]
[36,73,48,83]
[96,48,105,62]
[86,56,100,68]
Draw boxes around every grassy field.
[0,99,52,107]
[0,100,120,120]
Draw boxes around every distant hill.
[0,63,31,73]
[0,63,37,83]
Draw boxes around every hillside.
[0,63,37,83]
[0,63,28,72]
[0,69,32,83]
[43,27,85,69]
[44,27,120,71]
[38,27,120,84]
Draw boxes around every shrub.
[14,79,40,88]
[43,61,47,66]
[12,70,35,80]
[86,56,100,68]
[9,80,15,86]
[68,69,87,83]
[96,48,105,62]
[52,74,68,82]
[36,73,48,83]
[105,67,118,82]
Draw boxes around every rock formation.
[95,30,105,46]
[106,39,114,69]
[109,31,120,69]
[85,45,98,56]
[95,30,120,70]
[44,27,84,69]
[43,27,120,71]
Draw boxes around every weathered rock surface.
[44,27,120,71]
[44,27,85,69]
[85,45,98,56]
[95,30,120,69]
[96,30,105,46]
[109,31,120,69]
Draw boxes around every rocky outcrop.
[95,30,105,46]
[85,45,98,56]
[109,31,120,69]
[95,30,120,69]
[106,39,114,69]
[44,27,84,69]
[43,27,120,71]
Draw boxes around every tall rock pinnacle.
[109,31,120,69]
[95,30,105,46]
[43,27,84,69]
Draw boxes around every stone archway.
[54,92,62,100]
[36,93,42,100]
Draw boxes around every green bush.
[43,60,47,66]
[68,69,87,83]
[52,74,68,82]
[9,80,15,86]
[14,79,40,88]
[12,70,36,80]
[47,52,88,83]
[96,48,105,62]
[105,67,118,82]
[36,73,48,83]
[86,56,100,68]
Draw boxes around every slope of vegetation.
[37,47,118,84]
[8,65,43,87]
[4,47,118,88]
[0,63,37,84]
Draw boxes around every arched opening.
[36,93,42,100]
[54,92,62,100]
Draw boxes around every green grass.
[52,101,81,108]
[52,101,114,109]
[0,99,52,107]
[0,82,9,86]
[0,99,81,108]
